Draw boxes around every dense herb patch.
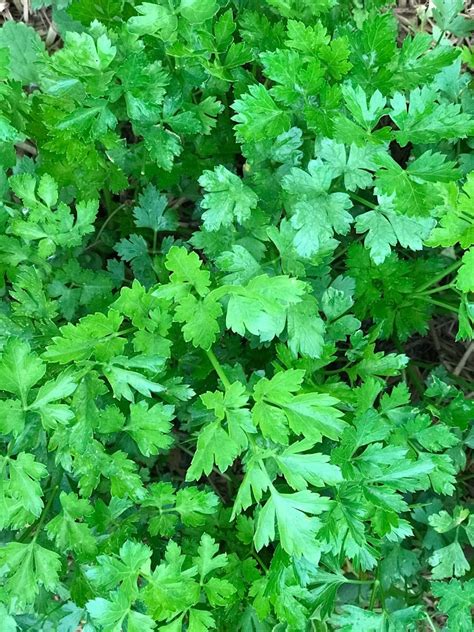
[0,0,473,629]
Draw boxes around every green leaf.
[0,21,46,84]
[199,166,258,231]
[186,421,240,481]
[44,311,126,363]
[432,579,474,631]
[133,184,178,232]
[188,608,215,632]
[282,161,353,257]
[433,0,474,36]
[316,137,378,191]
[0,605,16,632]
[125,401,174,456]
[144,126,182,170]
[335,84,388,145]
[195,533,228,581]
[128,2,178,39]
[329,605,386,631]
[225,275,307,341]
[164,246,211,297]
[200,381,255,450]
[143,483,219,536]
[427,172,474,249]
[46,492,96,556]
[0,339,45,404]
[216,245,261,285]
[396,33,460,87]
[29,371,77,410]
[355,207,434,264]
[374,153,456,217]
[86,540,152,593]
[429,542,470,579]
[87,589,155,632]
[3,452,47,517]
[456,248,474,293]
[255,488,330,559]
[104,363,166,402]
[287,296,326,359]
[252,369,346,443]
[276,441,343,489]
[141,541,200,620]
[390,87,474,146]
[180,0,218,24]
[428,506,469,533]
[115,235,155,287]
[174,294,223,350]
[0,542,61,607]
[232,84,291,143]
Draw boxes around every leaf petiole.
[205,348,232,390]
[415,260,461,293]
[349,192,378,210]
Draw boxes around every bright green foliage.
[0,0,473,630]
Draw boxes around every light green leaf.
[429,542,470,579]
[225,274,306,341]
[232,84,291,143]
[0,541,61,607]
[199,166,258,231]
[125,401,174,456]
[456,248,474,293]
[180,0,218,24]
[0,339,45,404]
[255,488,330,559]
[128,2,178,39]
[174,295,223,350]
[276,442,343,490]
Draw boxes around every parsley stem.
[253,549,269,573]
[369,579,380,610]
[102,187,113,215]
[415,260,461,293]
[349,193,377,210]
[417,296,459,314]
[424,613,438,632]
[85,202,128,251]
[33,484,59,541]
[19,483,60,543]
[420,283,455,296]
[459,211,474,223]
[205,348,232,390]
[434,30,446,46]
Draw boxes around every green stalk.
[434,30,446,46]
[253,549,269,573]
[415,260,461,294]
[102,187,113,216]
[19,483,60,543]
[368,579,380,610]
[350,193,377,210]
[425,613,438,632]
[417,296,459,314]
[32,485,59,541]
[205,348,232,390]
[420,283,455,296]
